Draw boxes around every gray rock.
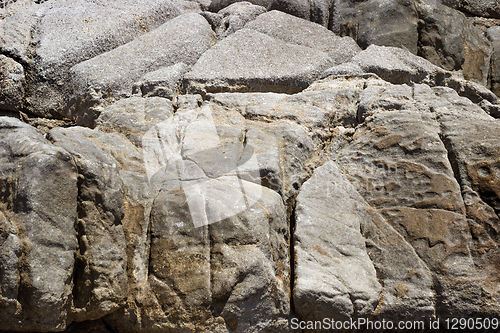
[209,0,335,26]
[348,44,450,85]
[0,0,45,62]
[270,0,334,27]
[479,99,500,118]
[95,97,174,147]
[0,55,25,111]
[322,45,499,109]
[132,63,190,99]
[356,82,416,122]
[245,10,360,65]
[361,206,436,320]
[0,117,78,331]
[48,127,129,322]
[216,1,267,40]
[444,75,498,104]
[332,0,419,54]
[417,85,500,316]
[487,26,500,97]
[70,13,215,122]
[184,28,334,94]
[206,94,315,199]
[294,161,382,320]
[320,62,365,78]
[416,0,491,86]
[209,0,274,12]
[334,101,489,316]
[1,0,198,119]
[442,0,500,18]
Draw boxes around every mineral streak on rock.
[1,0,500,332]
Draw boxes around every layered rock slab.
[294,160,436,322]
[184,28,334,94]
[245,10,360,64]
[0,0,201,118]
[100,100,292,332]
[70,13,215,124]
[48,127,130,322]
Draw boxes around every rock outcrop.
[1,1,500,332]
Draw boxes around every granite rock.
[184,28,334,94]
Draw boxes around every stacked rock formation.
[1,0,499,332]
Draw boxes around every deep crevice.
[287,195,298,320]
[437,128,464,192]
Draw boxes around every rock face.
[184,28,335,94]
[1,1,500,332]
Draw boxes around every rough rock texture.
[442,0,500,18]
[184,28,334,94]
[294,161,382,321]
[208,1,267,40]
[245,10,360,64]
[332,0,419,54]
[416,0,492,86]
[487,27,500,97]
[132,63,190,100]
[0,0,204,119]
[208,0,334,27]
[70,13,215,123]
[0,55,25,111]
[0,117,78,331]
[1,1,500,332]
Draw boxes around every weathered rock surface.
[208,0,334,27]
[184,28,334,94]
[132,63,190,100]
[70,13,214,122]
[0,55,25,111]
[442,0,500,18]
[210,1,267,40]
[245,10,360,64]
[95,97,175,146]
[416,0,492,86]
[0,0,204,119]
[1,1,500,332]
[294,161,382,321]
[0,117,78,331]
[332,0,419,54]
[487,26,500,97]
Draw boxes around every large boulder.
[487,27,500,97]
[245,10,360,64]
[415,0,491,86]
[441,0,500,18]
[0,117,78,331]
[0,55,25,112]
[208,0,335,27]
[294,161,382,320]
[331,0,419,54]
[184,28,334,94]
[0,0,203,119]
[69,13,215,124]
[48,127,130,322]
[208,1,268,40]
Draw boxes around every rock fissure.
[2,1,500,331]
